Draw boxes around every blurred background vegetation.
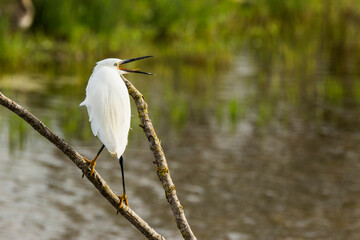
[0,0,358,72]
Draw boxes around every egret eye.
[114,63,118,67]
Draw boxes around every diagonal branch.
[122,76,197,240]
[0,91,165,240]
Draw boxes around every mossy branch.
[0,91,165,240]
[122,76,197,240]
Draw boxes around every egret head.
[96,56,153,75]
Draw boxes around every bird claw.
[116,194,129,214]
[83,157,92,164]
[82,157,96,178]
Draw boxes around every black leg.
[119,155,126,196]
[82,144,105,178]
[116,155,129,209]
[97,144,105,157]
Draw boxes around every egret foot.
[81,145,105,178]
[82,157,97,178]
[116,194,129,214]
[82,144,105,178]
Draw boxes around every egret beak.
[118,56,153,75]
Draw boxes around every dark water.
[1,52,360,240]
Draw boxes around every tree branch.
[121,76,197,240]
[0,91,165,240]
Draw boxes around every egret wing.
[80,68,131,158]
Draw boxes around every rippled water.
[1,52,360,240]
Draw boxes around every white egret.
[80,56,153,207]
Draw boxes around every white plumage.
[79,56,152,207]
[80,58,131,158]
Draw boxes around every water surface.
[1,51,360,240]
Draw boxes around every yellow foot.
[82,157,97,178]
[116,194,129,214]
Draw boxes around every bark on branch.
[121,76,197,240]
[0,91,165,240]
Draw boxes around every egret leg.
[83,144,105,177]
[117,155,129,212]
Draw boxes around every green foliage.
[1,0,360,71]
[0,0,241,67]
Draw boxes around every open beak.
[118,56,153,75]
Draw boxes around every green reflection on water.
[8,113,27,153]
[2,53,360,152]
